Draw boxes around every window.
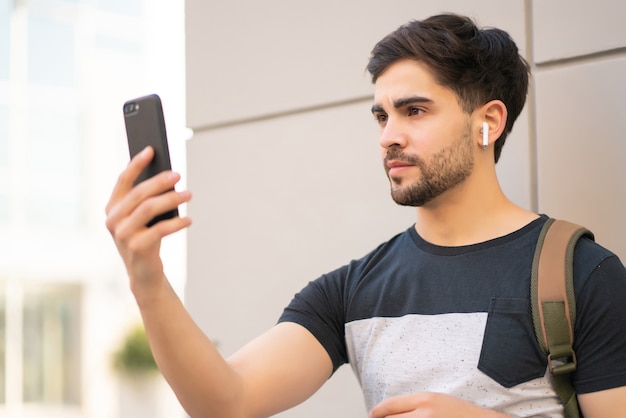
[0,0,186,415]
[0,196,7,224]
[22,283,81,404]
[0,104,7,166]
[0,287,5,405]
[96,0,141,16]
[0,105,7,224]
[27,16,75,87]
[24,102,83,227]
[30,0,79,5]
[0,0,9,80]
[0,280,82,406]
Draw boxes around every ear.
[475,100,508,149]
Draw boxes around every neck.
[414,165,537,246]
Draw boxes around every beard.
[385,123,475,207]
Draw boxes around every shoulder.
[540,217,623,292]
[571,243,626,392]
[309,226,417,290]
[283,227,416,318]
[281,226,415,309]
[346,227,417,274]
[573,234,625,293]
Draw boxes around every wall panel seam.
[536,47,626,70]
[525,0,539,212]
[191,95,374,134]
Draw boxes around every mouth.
[386,160,413,169]
[385,159,415,177]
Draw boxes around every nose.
[378,117,408,150]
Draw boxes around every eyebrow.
[371,95,434,114]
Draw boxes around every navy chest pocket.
[478,298,548,388]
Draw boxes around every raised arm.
[579,387,626,418]
[105,146,332,417]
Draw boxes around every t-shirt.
[278,215,626,417]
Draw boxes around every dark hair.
[367,14,530,163]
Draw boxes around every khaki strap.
[530,218,593,418]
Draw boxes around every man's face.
[371,59,475,207]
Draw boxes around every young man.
[106,13,626,418]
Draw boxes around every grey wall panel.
[532,0,626,63]
[184,2,537,416]
[185,0,528,129]
[497,108,533,210]
[185,103,415,416]
[535,57,626,259]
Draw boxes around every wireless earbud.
[482,122,489,149]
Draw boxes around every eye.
[373,113,388,124]
[408,107,424,116]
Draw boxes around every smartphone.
[123,94,179,227]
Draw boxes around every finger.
[110,189,191,237]
[125,215,192,255]
[142,215,192,242]
[133,189,191,229]
[106,146,154,214]
[369,395,416,418]
[106,171,182,232]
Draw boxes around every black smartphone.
[123,94,179,227]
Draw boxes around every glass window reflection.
[0,0,10,80]
[27,16,75,86]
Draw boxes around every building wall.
[531,1,626,257]
[0,1,187,417]
[184,1,626,416]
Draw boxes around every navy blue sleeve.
[278,265,349,373]
[572,254,626,393]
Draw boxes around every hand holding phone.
[123,94,179,227]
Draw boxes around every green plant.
[112,324,159,375]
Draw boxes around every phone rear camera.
[124,103,138,114]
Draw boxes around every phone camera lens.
[124,103,136,114]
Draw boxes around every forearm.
[105,149,243,415]
[369,392,516,418]
[135,278,245,418]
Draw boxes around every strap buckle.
[548,349,577,376]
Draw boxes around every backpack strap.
[531,218,591,371]
[531,218,594,418]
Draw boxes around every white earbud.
[482,122,489,149]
